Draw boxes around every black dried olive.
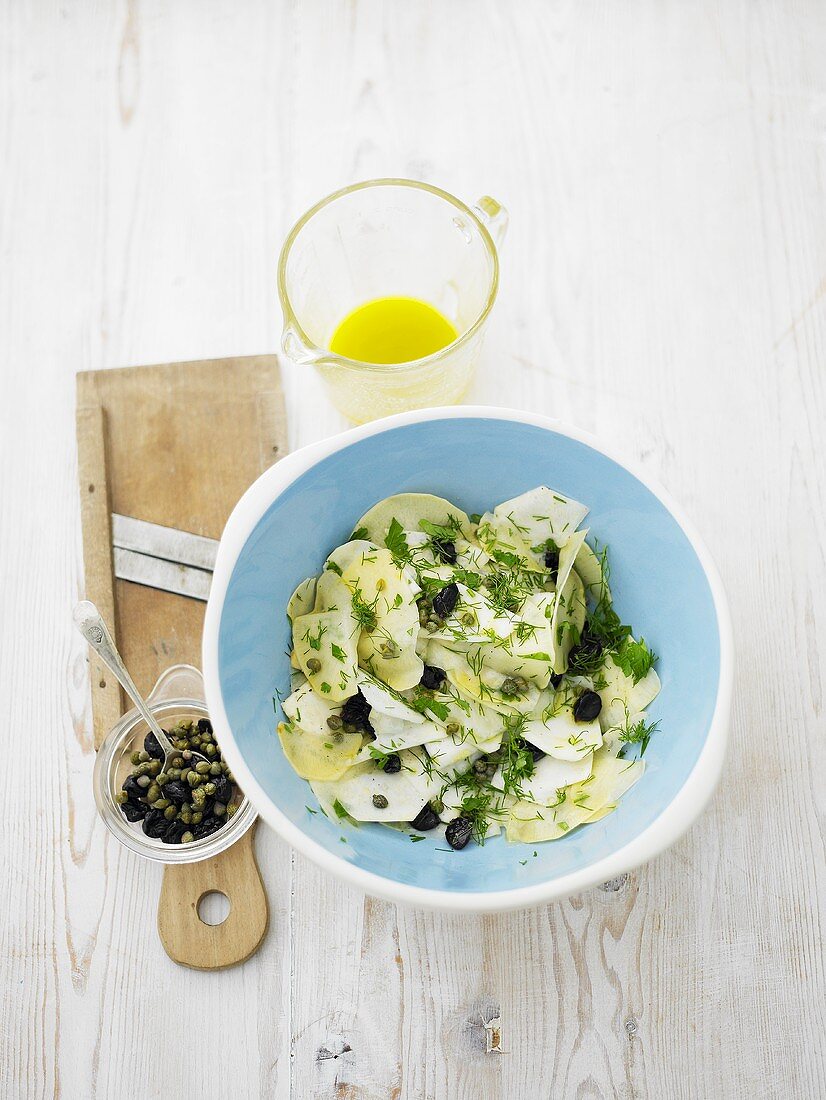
[143,729,165,761]
[382,753,401,774]
[162,820,188,844]
[340,690,374,734]
[193,816,223,840]
[120,798,148,822]
[197,717,213,734]
[573,689,602,722]
[432,538,457,565]
[528,744,545,763]
[212,774,234,803]
[445,817,473,850]
[142,809,168,839]
[122,775,145,801]
[432,583,459,619]
[420,665,446,690]
[410,803,441,831]
[570,628,603,665]
[544,546,560,571]
[161,779,189,805]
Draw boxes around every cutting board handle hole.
[197,890,231,926]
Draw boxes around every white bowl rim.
[203,405,733,913]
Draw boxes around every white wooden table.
[2,3,825,1097]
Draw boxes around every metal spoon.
[73,600,209,771]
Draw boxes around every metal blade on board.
[113,547,213,601]
[112,514,219,571]
[111,514,219,601]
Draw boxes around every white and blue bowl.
[203,407,732,912]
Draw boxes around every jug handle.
[473,196,509,250]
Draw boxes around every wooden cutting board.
[76,355,287,969]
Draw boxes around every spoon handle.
[73,600,174,755]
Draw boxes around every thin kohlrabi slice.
[574,540,609,600]
[448,665,542,715]
[312,749,437,822]
[549,531,588,673]
[474,512,544,571]
[292,574,359,703]
[341,547,423,690]
[325,539,383,577]
[491,752,592,804]
[355,493,474,544]
[598,652,662,731]
[277,721,361,781]
[522,691,602,761]
[282,681,342,737]
[358,672,425,724]
[506,751,645,842]
[287,576,317,622]
[494,485,589,552]
[427,730,502,771]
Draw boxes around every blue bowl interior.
[218,419,720,893]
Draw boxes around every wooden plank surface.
[75,356,283,972]
[1,2,825,1098]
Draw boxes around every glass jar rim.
[277,178,500,374]
[93,696,256,864]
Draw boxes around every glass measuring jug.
[277,179,508,423]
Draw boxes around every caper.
[376,578,386,591]
[226,773,235,783]
[130,751,142,765]
[191,811,203,825]
[372,794,388,809]
[146,784,161,804]
[195,761,211,775]
[209,762,222,776]
[431,798,444,814]
[147,759,161,776]
[204,743,217,757]
[138,750,150,763]
[171,756,184,769]
[137,775,151,788]
[307,657,321,673]
[152,797,171,809]
[179,808,192,825]
[163,805,178,821]
[181,749,192,762]
[501,677,520,697]
[331,731,344,744]
[327,715,343,731]
[213,802,226,817]
[174,739,188,750]
[202,782,216,796]
[445,721,460,736]
[192,787,206,807]
[380,641,398,658]
[187,771,201,788]
[461,612,475,626]
[156,772,169,786]
[180,831,194,844]
[167,768,182,781]
[115,791,129,805]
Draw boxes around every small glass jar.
[93,664,256,864]
[278,179,508,423]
